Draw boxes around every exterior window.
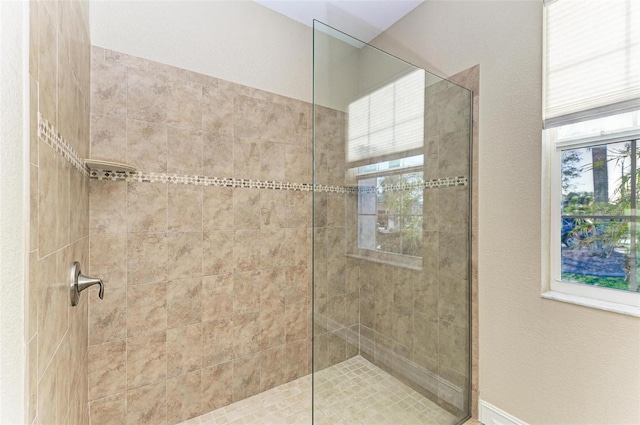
[549,111,640,311]
[543,0,640,314]
[357,157,423,257]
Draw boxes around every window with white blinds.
[544,0,640,128]
[347,69,425,163]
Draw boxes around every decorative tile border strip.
[357,175,469,194]
[90,170,360,193]
[90,169,467,194]
[37,113,89,177]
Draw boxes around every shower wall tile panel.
[88,47,314,425]
[27,1,92,424]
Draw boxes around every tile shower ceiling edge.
[252,0,424,43]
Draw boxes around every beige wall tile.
[285,301,309,343]
[285,339,309,382]
[167,277,202,329]
[90,113,127,163]
[167,232,203,280]
[284,145,311,183]
[232,354,260,402]
[233,229,259,272]
[89,393,126,425]
[127,333,167,389]
[202,318,234,367]
[260,346,286,392]
[37,4,57,124]
[167,126,203,175]
[232,271,260,314]
[29,165,38,253]
[203,230,234,276]
[259,227,285,269]
[88,341,126,401]
[127,232,167,285]
[233,188,260,229]
[126,283,167,338]
[202,86,234,138]
[104,49,148,70]
[259,268,285,310]
[260,142,285,181]
[56,158,71,247]
[29,1,38,79]
[233,312,260,357]
[438,320,468,376]
[167,371,201,424]
[234,96,261,139]
[69,167,89,242]
[259,307,285,351]
[168,184,202,232]
[166,79,202,129]
[89,286,126,345]
[260,190,287,228]
[91,59,127,118]
[201,362,233,412]
[202,186,233,232]
[167,324,202,378]
[89,180,127,234]
[127,182,168,233]
[37,357,57,425]
[127,119,167,173]
[36,252,67,378]
[233,138,260,180]
[29,76,38,166]
[127,69,167,123]
[38,140,58,256]
[202,274,233,322]
[28,337,37,424]
[89,233,127,289]
[54,339,72,424]
[202,133,233,177]
[126,382,167,425]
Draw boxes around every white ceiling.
[252,0,424,43]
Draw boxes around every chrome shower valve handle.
[70,261,104,306]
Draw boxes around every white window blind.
[544,0,640,128]
[347,69,425,163]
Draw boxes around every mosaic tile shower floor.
[179,356,459,425]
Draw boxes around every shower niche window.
[347,67,426,264]
[356,160,424,258]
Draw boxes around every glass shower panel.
[313,21,472,424]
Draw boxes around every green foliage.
[563,142,637,258]
[561,273,630,290]
[377,172,423,256]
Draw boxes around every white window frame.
[544,125,640,317]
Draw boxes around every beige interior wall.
[372,1,640,424]
[89,0,312,104]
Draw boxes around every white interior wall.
[0,1,27,424]
[90,0,312,103]
[372,1,640,423]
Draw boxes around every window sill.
[541,290,640,318]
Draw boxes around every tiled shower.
[86,47,314,424]
[26,3,474,425]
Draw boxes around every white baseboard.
[479,400,528,425]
